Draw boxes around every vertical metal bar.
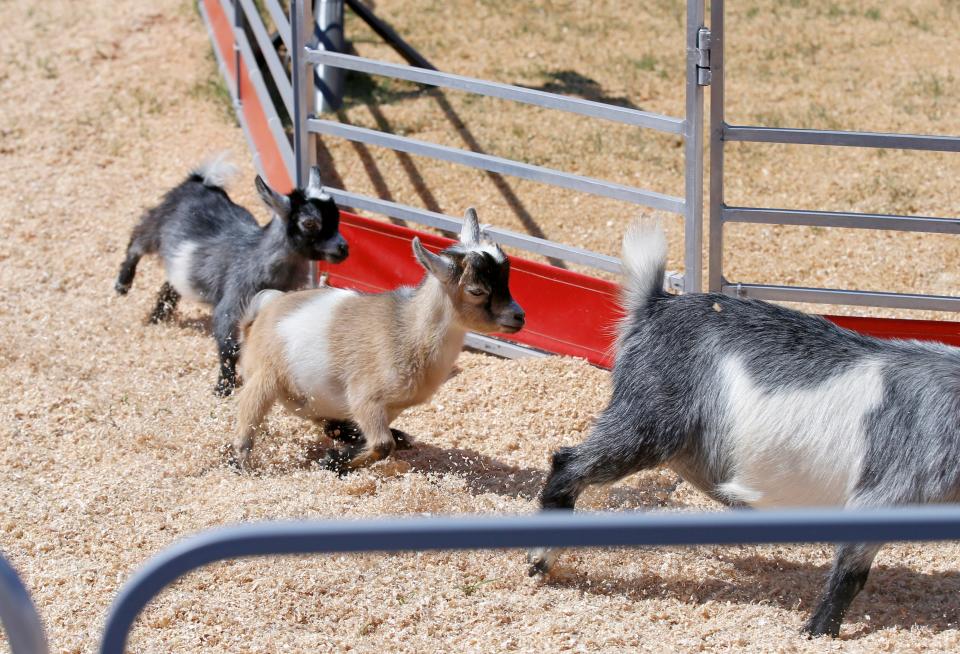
[290,0,319,286]
[708,0,725,292]
[314,0,345,112]
[683,0,705,293]
[233,0,243,101]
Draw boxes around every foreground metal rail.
[0,554,47,654]
[99,507,960,653]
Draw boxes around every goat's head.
[412,208,525,334]
[255,166,348,263]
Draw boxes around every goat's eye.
[467,287,486,296]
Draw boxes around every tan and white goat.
[232,208,525,472]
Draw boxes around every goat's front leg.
[322,404,395,474]
[212,300,241,397]
[803,542,880,638]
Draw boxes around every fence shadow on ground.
[542,550,960,638]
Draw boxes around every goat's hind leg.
[149,282,181,323]
[322,404,395,475]
[115,227,154,294]
[528,411,679,576]
[803,542,880,638]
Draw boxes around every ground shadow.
[543,550,960,638]
[171,313,213,336]
[521,69,643,111]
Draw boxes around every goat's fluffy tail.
[239,289,283,340]
[190,151,238,189]
[620,218,667,316]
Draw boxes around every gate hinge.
[696,27,711,86]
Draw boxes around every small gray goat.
[529,219,960,638]
[115,154,347,395]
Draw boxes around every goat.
[528,219,960,638]
[114,154,348,396]
[232,208,525,472]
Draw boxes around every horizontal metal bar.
[262,0,291,52]
[724,125,960,152]
[723,206,960,235]
[305,49,686,134]
[324,188,624,273]
[463,333,550,359]
[722,282,960,312]
[310,119,685,213]
[100,506,960,653]
[238,0,293,117]
[0,555,48,654]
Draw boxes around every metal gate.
[708,0,960,315]
[199,0,709,366]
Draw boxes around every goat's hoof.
[801,618,839,639]
[526,548,557,577]
[322,448,354,477]
[213,382,235,398]
[220,444,251,473]
[114,281,130,295]
[390,428,414,450]
[324,420,363,444]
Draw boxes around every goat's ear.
[255,175,291,218]
[460,207,481,246]
[306,166,329,200]
[412,237,455,282]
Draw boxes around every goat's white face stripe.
[165,241,201,302]
[717,355,883,508]
[277,288,355,417]
[469,242,505,263]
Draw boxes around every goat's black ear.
[255,175,291,218]
[412,237,455,282]
[460,207,481,246]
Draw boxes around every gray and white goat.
[233,208,524,472]
[529,219,960,638]
[114,154,347,396]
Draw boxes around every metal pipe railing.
[99,506,960,653]
[307,118,686,213]
[304,49,686,133]
[0,554,48,654]
[723,206,960,235]
[724,125,960,152]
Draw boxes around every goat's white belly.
[277,288,355,419]
[716,355,884,508]
[164,241,202,302]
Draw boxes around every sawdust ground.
[2,0,960,652]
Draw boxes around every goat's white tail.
[191,151,238,189]
[620,218,667,316]
[239,289,283,339]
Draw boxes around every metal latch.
[696,27,711,86]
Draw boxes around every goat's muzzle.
[497,302,525,334]
[321,235,349,264]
